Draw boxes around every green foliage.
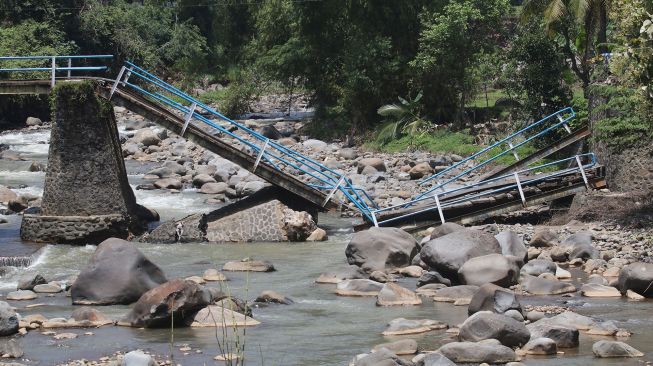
[506,22,572,116]
[411,0,510,124]
[375,91,431,146]
[78,0,207,78]
[591,84,652,147]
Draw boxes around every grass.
[466,89,509,108]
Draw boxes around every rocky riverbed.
[0,112,652,365]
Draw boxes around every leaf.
[377,103,406,117]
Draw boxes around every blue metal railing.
[0,54,599,226]
[0,55,113,86]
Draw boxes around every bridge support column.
[21,81,157,244]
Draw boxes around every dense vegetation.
[0,0,651,146]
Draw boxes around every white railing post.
[575,155,590,189]
[557,113,572,133]
[50,56,56,88]
[67,58,71,78]
[122,66,133,85]
[508,141,519,161]
[180,102,197,137]
[323,175,346,207]
[514,172,526,207]
[371,211,379,228]
[433,193,445,224]
[252,138,269,173]
[109,66,126,100]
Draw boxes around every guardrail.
[0,55,113,87]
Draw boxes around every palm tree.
[375,91,431,146]
[521,0,609,91]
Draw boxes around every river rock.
[468,283,522,316]
[617,262,653,297]
[0,185,17,203]
[626,289,645,300]
[372,339,418,355]
[123,350,156,366]
[190,305,260,327]
[398,265,424,278]
[255,290,293,305]
[415,353,456,366]
[6,290,37,301]
[17,274,47,291]
[133,129,161,146]
[520,274,576,295]
[200,182,228,194]
[369,271,393,283]
[382,318,447,336]
[429,223,465,239]
[459,311,530,347]
[315,266,367,284]
[202,269,227,282]
[260,125,282,140]
[303,139,327,151]
[335,279,384,296]
[520,259,556,276]
[357,158,386,173]
[527,321,579,348]
[438,340,518,364]
[71,238,167,305]
[545,311,596,330]
[587,320,619,335]
[339,148,357,160]
[192,174,216,187]
[71,307,112,324]
[154,178,182,190]
[223,258,275,272]
[420,229,502,282]
[458,254,520,287]
[495,231,527,262]
[354,348,410,366]
[416,271,451,287]
[563,232,599,260]
[144,213,206,244]
[376,283,422,306]
[346,227,419,272]
[580,283,621,297]
[32,283,63,293]
[25,116,42,126]
[529,228,558,247]
[124,279,210,327]
[432,285,479,304]
[593,340,643,358]
[0,301,18,336]
[306,228,328,242]
[409,162,433,180]
[522,337,557,355]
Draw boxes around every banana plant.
[375,91,432,146]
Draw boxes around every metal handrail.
[0,55,113,87]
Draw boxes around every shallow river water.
[1,129,652,365]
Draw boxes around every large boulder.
[124,279,210,327]
[416,271,451,287]
[335,279,384,296]
[617,262,653,297]
[133,129,161,146]
[357,158,386,173]
[519,274,576,295]
[468,283,522,316]
[458,311,530,347]
[346,227,419,272]
[563,232,599,260]
[458,254,520,287]
[420,229,502,282]
[0,301,18,336]
[71,238,167,305]
[376,283,422,306]
[429,223,465,239]
[527,321,579,348]
[354,348,411,366]
[438,340,518,364]
[529,228,558,248]
[520,259,556,276]
[592,340,644,358]
[382,318,447,336]
[495,231,527,262]
[415,353,456,366]
[0,185,17,204]
[522,337,558,355]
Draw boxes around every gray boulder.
[17,274,47,291]
[564,232,599,260]
[357,158,386,173]
[71,238,167,305]
[372,339,418,355]
[495,231,527,262]
[335,279,384,296]
[617,262,653,297]
[458,254,520,287]
[416,271,451,287]
[354,348,411,366]
[0,339,23,358]
[420,229,502,282]
[592,340,644,358]
[123,279,210,327]
[133,129,161,146]
[416,353,456,366]
[520,259,556,276]
[0,301,18,336]
[25,116,42,126]
[346,227,419,272]
[122,350,156,366]
[522,337,557,355]
[458,311,530,347]
[527,321,579,348]
[529,229,558,247]
[144,213,207,244]
[520,274,577,295]
[468,283,522,316]
[429,223,464,239]
[438,340,518,364]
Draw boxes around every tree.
[521,0,610,91]
[411,0,510,125]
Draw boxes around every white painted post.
[67,58,71,78]
[508,141,519,160]
[109,66,126,100]
[180,102,197,137]
[371,211,379,227]
[50,57,56,88]
[252,138,269,173]
[122,66,133,86]
[557,113,572,133]
[323,175,345,207]
[575,155,589,189]
[514,172,526,207]
[433,193,445,224]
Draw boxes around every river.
[0,129,652,365]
